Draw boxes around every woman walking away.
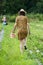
[10,9,30,53]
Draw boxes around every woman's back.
[16,15,28,31]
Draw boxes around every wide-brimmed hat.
[19,9,26,14]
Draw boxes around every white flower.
[36,50,40,53]
[29,50,33,54]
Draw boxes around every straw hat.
[19,9,26,14]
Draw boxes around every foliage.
[9,15,17,22]
[27,13,43,21]
[0,14,43,23]
[0,0,43,14]
[0,14,17,23]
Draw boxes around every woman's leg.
[20,38,27,53]
[20,40,24,53]
[23,38,27,50]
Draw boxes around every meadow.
[0,14,43,65]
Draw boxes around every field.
[0,17,43,65]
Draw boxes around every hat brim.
[18,10,27,14]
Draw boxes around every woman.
[10,9,30,53]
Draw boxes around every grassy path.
[0,21,43,65]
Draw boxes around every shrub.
[27,13,43,21]
[9,15,16,22]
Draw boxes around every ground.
[0,20,43,65]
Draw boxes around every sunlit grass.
[0,20,43,65]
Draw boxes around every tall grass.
[0,14,43,65]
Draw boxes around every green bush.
[9,15,16,22]
[0,14,43,23]
[27,13,43,21]
[0,15,17,23]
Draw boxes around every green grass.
[0,20,43,65]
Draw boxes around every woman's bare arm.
[27,23,30,35]
[11,22,17,33]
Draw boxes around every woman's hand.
[10,33,16,38]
